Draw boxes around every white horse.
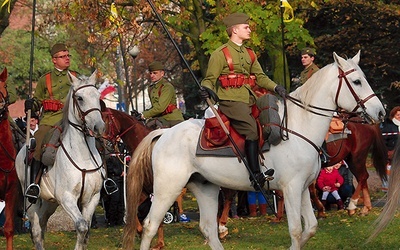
[16,71,105,250]
[123,51,385,250]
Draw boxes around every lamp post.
[128,46,140,111]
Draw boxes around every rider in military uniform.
[142,61,184,128]
[299,47,319,85]
[199,13,287,190]
[24,43,77,203]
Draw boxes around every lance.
[23,0,37,227]
[146,0,276,214]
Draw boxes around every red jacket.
[317,168,344,192]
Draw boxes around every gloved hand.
[274,85,287,98]
[199,87,219,102]
[24,98,34,112]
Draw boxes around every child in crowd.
[317,162,344,210]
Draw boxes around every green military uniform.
[201,39,277,140]
[143,62,184,128]
[32,68,74,160]
[299,63,319,85]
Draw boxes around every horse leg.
[218,188,236,239]
[187,181,223,250]
[79,193,101,249]
[347,179,362,216]
[141,188,184,249]
[299,188,318,247]
[28,201,58,250]
[4,179,18,250]
[60,193,96,250]
[271,190,285,223]
[283,185,307,250]
[308,182,326,219]
[359,180,372,215]
[150,225,165,250]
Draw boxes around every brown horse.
[101,105,168,249]
[0,68,20,250]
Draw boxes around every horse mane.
[60,84,76,140]
[290,63,332,106]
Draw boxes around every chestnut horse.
[0,67,20,250]
[100,106,169,249]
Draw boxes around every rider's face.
[149,70,164,83]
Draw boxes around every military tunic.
[299,63,319,85]
[201,40,278,140]
[142,78,184,126]
[32,68,74,160]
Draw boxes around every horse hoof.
[219,231,229,239]
[348,209,356,216]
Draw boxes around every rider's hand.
[274,85,287,98]
[24,98,34,112]
[199,87,219,102]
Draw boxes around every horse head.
[66,70,105,137]
[332,51,385,123]
[0,67,9,118]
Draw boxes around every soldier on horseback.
[199,13,287,190]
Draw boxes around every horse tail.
[369,139,400,241]
[123,129,165,249]
[371,124,388,182]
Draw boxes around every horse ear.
[68,71,79,86]
[352,50,361,65]
[333,52,347,71]
[0,67,7,82]
[88,69,98,85]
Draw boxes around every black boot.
[25,159,41,204]
[245,140,274,191]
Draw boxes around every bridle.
[277,66,377,156]
[58,84,103,205]
[0,83,9,121]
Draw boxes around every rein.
[61,84,103,205]
[276,67,376,157]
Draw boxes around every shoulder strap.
[246,48,256,64]
[221,47,234,74]
[45,73,53,99]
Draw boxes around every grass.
[2,207,400,250]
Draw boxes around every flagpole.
[280,0,287,89]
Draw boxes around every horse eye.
[353,80,361,85]
[77,96,83,101]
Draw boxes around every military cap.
[301,47,316,56]
[51,43,69,57]
[223,13,250,28]
[148,61,164,71]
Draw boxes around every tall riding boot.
[245,140,274,190]
[25,159,41,204]
[259,204,267,216]
[248,204,258,217]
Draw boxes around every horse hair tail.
[368,139,400,242]
[371,124,389,182]
[123,129,165,249]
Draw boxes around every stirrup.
[263,169,275,181]
[104,178,119,195]
[25,183,41,199]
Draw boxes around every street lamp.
[128,46,140,111]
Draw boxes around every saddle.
[325,117,351,143]
[196,94,281,158]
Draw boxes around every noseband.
[335,68,376,122]
[71,84,102,137]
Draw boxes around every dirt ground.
[46,169,386,232]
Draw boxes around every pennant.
[281,0,294,23]
[110,2,120,26]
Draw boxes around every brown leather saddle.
[196,108,267,159]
